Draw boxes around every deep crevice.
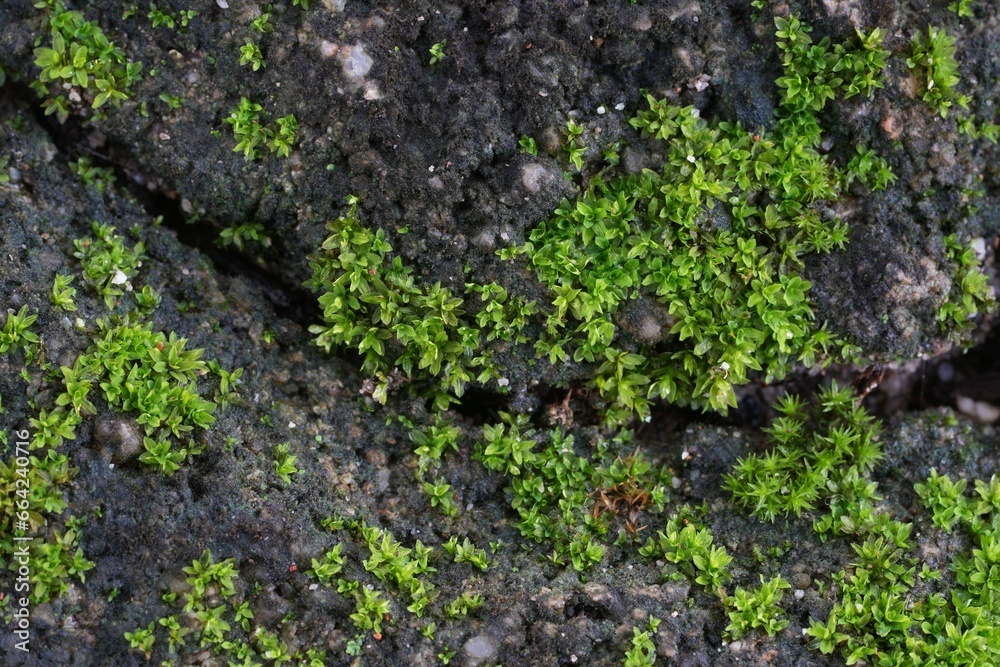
[12,80,319,328]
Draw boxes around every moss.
[306,16,893,419]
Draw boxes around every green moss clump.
[906,26,970,119]
[307,17,894,419]
[473,418,670,571]
[937,234,996,345]
[31,0,143,122]
[724,383,883,526]
[503,16,891,418]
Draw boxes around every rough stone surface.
[1,1,999,666]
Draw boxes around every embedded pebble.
[521,163,550,193]
[91,414,144,463]
[957,395,1000,423]
[342,43,373,81]
[463,634,498,667]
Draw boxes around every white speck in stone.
[342,43,373,81]
[521,163,549,193]
[320,40,338,58]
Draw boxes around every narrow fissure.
[12,80,319,328]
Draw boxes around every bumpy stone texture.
[1,0,999,665]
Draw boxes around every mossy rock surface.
[1,1,1000,665]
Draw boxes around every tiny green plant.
[73,222,145,309]
[125,621,156,659]
[70,156,116,191]
[0,306,40,355]
[623,622,657,667]
[32,1,143,119]
[217,222,271,251]
[443,536,489,571]
[724,574,791,639]
[273,443,298,484]
[251,10,273,33]
[905,26,970,118]
[138,436,186,475]
[429,40,447,65]
[224,100,297,160]
[723,384,883,528]
[638,509,732,594]
[444,591,483,618]
[564,119,586,171]
[422,479,459,516]
[350,586,391,635]
[844,144,896,191]
[159,92,182,109]
[148,2,174,29]
[225,98,271,160]
[51,274,78,311]
[948,0,975,17]
[310,543,346,585]
[270,115,299,157]
[937,234,996,344]
[518,135,538,156]
[239,41,264,71]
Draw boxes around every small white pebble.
[597,105,606,114]
[497,377,510,387]
[686,154,695,163]
[111,269,128,285]
[794,589,805,600]
[288,421,297,429]
[681,450,690,461]
[216,0,228,7]
[615,102,625,111]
